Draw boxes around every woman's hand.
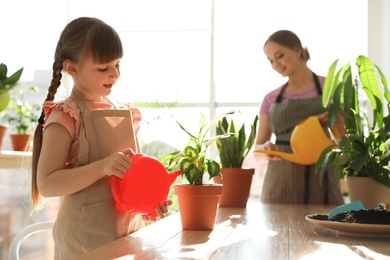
[255,141,279,151]
[318,111,346,137]
[101,148,135,178]
[142,200,173,223]
[254,142,282,160]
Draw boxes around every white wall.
[368,0,390,80]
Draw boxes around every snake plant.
[316,55,390,188]
[215,112,258,168]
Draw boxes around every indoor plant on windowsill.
[316,55,390,209]
[3,87,40,151]
[213,112,258,207]
[0,63,24,150]
[161,111,235,230]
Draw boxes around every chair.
[8,221,54,260]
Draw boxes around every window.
[0,0,368,153]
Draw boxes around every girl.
[255,30,345,205]
[31,17,171,259]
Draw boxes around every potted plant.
[3,87,40,151]
[213,112,258,207]
[161,111,234,230]
[0,63,24,149]
[316,55,390,208]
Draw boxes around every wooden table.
[78,201,390,259]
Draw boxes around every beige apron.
[261,72,344,205]
[53,88,144,259]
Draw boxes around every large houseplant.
[213,112,258,207]
[161,111,234,230]
[0,63,24,150]
[316,55,390,208]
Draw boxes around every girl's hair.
[31,17,123,209]
[264,30,310,62]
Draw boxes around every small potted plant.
[213,112,258,207]
[161,111,234,230]
[0,63,24,149]
[3,87,40,151]
[316,55,390,208]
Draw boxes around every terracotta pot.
[214,168,254,207]
[347,176,390,209]
[174,184,223,230]
[0,125,6,150]
[10,134,31,151]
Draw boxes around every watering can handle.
[111,154,142,211]
[110,175,130,210]
[330,126,340,140]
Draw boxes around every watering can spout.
[168,170,181,186]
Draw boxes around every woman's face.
[263,41,302,77]
[72,56,121,102]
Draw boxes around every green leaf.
[375,64,390,102]
[175,119,197,140]
[357,56,382,110]
[184,146,198,158]
[0,92,10,112]
[2,67,24,87]
[327,83,342,128]
[0,63,7,79]
[322,59,339,107]
[315,145,337,185]
[207,160,221,178]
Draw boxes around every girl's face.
[72,56,121,102]
[263,41,302,77]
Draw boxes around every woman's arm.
[255,113,279,151]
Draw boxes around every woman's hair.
[264,30,310,62]
[31,17,123,209]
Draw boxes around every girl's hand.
[142,200,173,222]
[102,148,135,178]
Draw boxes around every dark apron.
[260,72,343,205]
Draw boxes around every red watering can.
[111,153,181,217]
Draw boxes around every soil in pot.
[214,168,254,207]
[174,184,223,230]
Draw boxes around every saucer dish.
[305,214,390,238]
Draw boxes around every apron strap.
[71,88,90,165]
[275,71,321,104]
[313,72,322,95]
[304,165,310,204]
[275,82,288,103]
[275,140,290,146]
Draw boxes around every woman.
[255,30,344,205]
